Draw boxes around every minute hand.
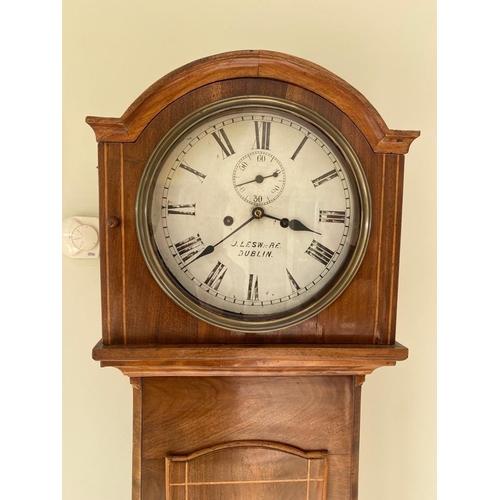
[262,213,321,235]
[182,214,256,268]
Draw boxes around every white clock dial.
[137,98,371,331]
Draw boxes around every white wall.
[62,1,436,499]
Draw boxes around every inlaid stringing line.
[373,154,386,342]
[388,155,401,342]
[165,459,170,500]
[170,478,324,487]
[322,456,329,500]
[120,143,127,343]
[306,459,311,500]
[185,462,188,500]
[103,143,111,343]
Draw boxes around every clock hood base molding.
[92,341,408,378]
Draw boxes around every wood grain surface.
[93,341,408,377]
[131,376,360,500]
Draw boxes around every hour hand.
[262,213,321,235]
[287,218,321,235]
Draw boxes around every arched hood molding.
[86,50,419,154]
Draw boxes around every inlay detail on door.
[165,440,328,500]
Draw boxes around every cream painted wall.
[62,1,436,499]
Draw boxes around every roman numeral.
[174,234,205,263]
[311,169,338,187]
[179,162,206,182]
[319,210,346,223]
[286,268,300,292]
[247,274,259,300]
[167,203,196,216]
[212,129,235,158]
[204,261,227,291]
[305,239,335,266]
[291,136,308,160]
[254,121,271,150]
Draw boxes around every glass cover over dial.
[136,97,371,331]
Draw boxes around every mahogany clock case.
[86,51,419,500]
[87,51,419,347]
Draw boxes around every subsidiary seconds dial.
[232,151,286,206]
[136,97,371,332]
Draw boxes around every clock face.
[136,97,371,331]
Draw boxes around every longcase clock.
[87,50,419,500]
